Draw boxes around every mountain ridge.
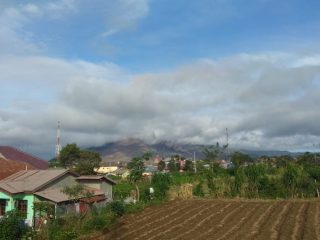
[89,138,297,164]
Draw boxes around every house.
[76,175,116,201]
[111,168,130,179]
[94,166,118,174]
[0,169,116,226]
[142,165,158,177]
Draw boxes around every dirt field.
[100,199,320,240]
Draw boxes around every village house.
[94,166,118,174]
[0,169,116,227]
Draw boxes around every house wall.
[40,173,77,191]
[13,194,35,226]
[77,180,113,201]
[0,191,14,213]
[0,192,35,226]
[101,182,113,201]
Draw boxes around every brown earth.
[94,199,320,240]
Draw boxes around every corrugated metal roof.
[0,169,68,194]
[0,146,48,170]
[76,175,116,185]
[35,187,105,203]
[0,157,35,180]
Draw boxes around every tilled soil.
[98,199,320,240]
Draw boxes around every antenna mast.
[225,128,229,161]
[55,121,62,158]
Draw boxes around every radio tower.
[55,121,62,158]
[225,128,229,162]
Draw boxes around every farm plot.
[100,199,320,240]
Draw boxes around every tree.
[59,143,80,168]
[231,152,252,169]
[203,146,218,162]
[168,159,179,172]
[158,160,165,171]
[183,160,194,172]
[48,157,61,168]
[57,144,101,175]
[151,173,171,199]
[74,150,101,175]
[127,156,145,202]
[62,184,93,203]
[203,146,219,172]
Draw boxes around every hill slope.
[90,138,294,164]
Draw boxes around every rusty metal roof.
[0,169,68,194]
[0,146,48,170]
[0,157,35,180]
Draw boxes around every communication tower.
[55,121,62,158]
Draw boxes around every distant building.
[143,165,158,177]
[94,166,118,174]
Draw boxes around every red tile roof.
[0,146,48,169]
[0,157,35,180]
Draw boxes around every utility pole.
[193,151,197,173]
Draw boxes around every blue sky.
[1,0,320,158]
[18,0,320,70]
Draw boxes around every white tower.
[55,121,62,158]
[225,128,229,161]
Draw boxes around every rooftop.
[35,187,105,203]
[0,169,68,194]
[0,157,35,180]
[0,146,48,170]
[76,175,116,185]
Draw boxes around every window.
[0,200,6,216]
[15,200,28,218]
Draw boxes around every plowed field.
[99,199,320,240]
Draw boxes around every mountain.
[90,138,302,165]
[89,138,206,164]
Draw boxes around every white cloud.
[0,0,150,55]
[102,0,150,36]
[1,52,320,158]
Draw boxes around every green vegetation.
[49,143,101,175]
[0,210,30,240]
[31,151,320,239]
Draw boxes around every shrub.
[0,210,29,240]
[83,214,107,231]
[113,182,134,200]
[124,202,147,214]
[152,173,171,199]
[193,181,204,197]
[109,201,125,217]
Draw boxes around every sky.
[1,0,320,159]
